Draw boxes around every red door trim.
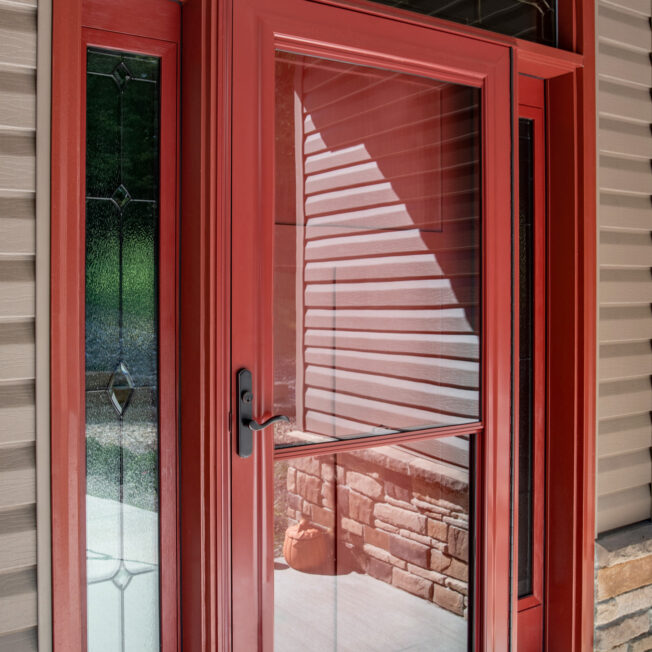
[178,0,233,648]
[51,2,180,649]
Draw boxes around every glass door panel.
[274,435,473,651]
[273,52,482,449]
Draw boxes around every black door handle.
[248,414,290,431]
[237,368,289,458]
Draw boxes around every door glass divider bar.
[274,422,483,459]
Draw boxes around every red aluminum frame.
[230,1,511,649]
[50,1,180,649]
[50,0,597,650]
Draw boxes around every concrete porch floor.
[275,562,468,652]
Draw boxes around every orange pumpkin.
[282,518,330,573]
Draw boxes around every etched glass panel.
[85,47,161,652]
[273,51,481,449]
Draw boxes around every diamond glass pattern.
[112,563,134,591]
[107,361,135,416]
[110,184,132,210]
[112,61,132,89]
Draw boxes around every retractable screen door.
[231,1,512,649]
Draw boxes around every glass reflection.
[274,435,472,651]
[274,52,481,448]
[365,0,556,47]
[85,48,161,652]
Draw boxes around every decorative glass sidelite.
[85,48,161,651]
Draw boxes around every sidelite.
[84,48,162,651]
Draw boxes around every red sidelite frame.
[515,74,547,651]
[230,1,511,649]
[50,0,180,649]
[50,0,597,650]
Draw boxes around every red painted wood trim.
[179,0,232,649]
[51,6,180,650]
[82,0,180,43]
[51,1,86,648]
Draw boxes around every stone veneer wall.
[283,445,470,617]
[594,522,652,651]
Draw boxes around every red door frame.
[50,0,180,649]
[230,1,511,648]
[51,0,596,649]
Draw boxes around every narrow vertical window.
[518,118,535,598]
[85,48,161,650]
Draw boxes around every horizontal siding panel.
[304,278,476,308]
[598,450,652,496]
[304,308,474,333]
[0,131,34,192]
[0,260,34,318]
[305,410,391,439]
[600,191,652,230]
[599,267,652,304]
[598,377,652,420]
[0,196,35,253]
[599,116,652,158]
[600,0,651,16]
[304,253,477,282]
[0,568,36,634]
[305,387,469,432]
[305,329,479,359]
[304,365,479,417]
[598,2,651,50]
[0,321,34,381]
[599,340,652,381]
[0,442,35,509]
[599,305,652,342]
[600,154,652,194]
[599,413,652,458]
[598,78,652,123]
[598,484,652,532]
[0,68,35,131]
[598,40,652,87]
[0,505,35,571]
[600,228,652,267]
[304,347,479,387]
[0,5,35,70]
[0,381,34,446]
[0,628,37,652]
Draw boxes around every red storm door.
[231,1,512,649]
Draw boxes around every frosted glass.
[85,47,161,652]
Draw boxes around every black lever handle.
[237,368,289,458]
[248,414,290,432]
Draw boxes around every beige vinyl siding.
[0,0,41,648]
[597,0,652,533]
